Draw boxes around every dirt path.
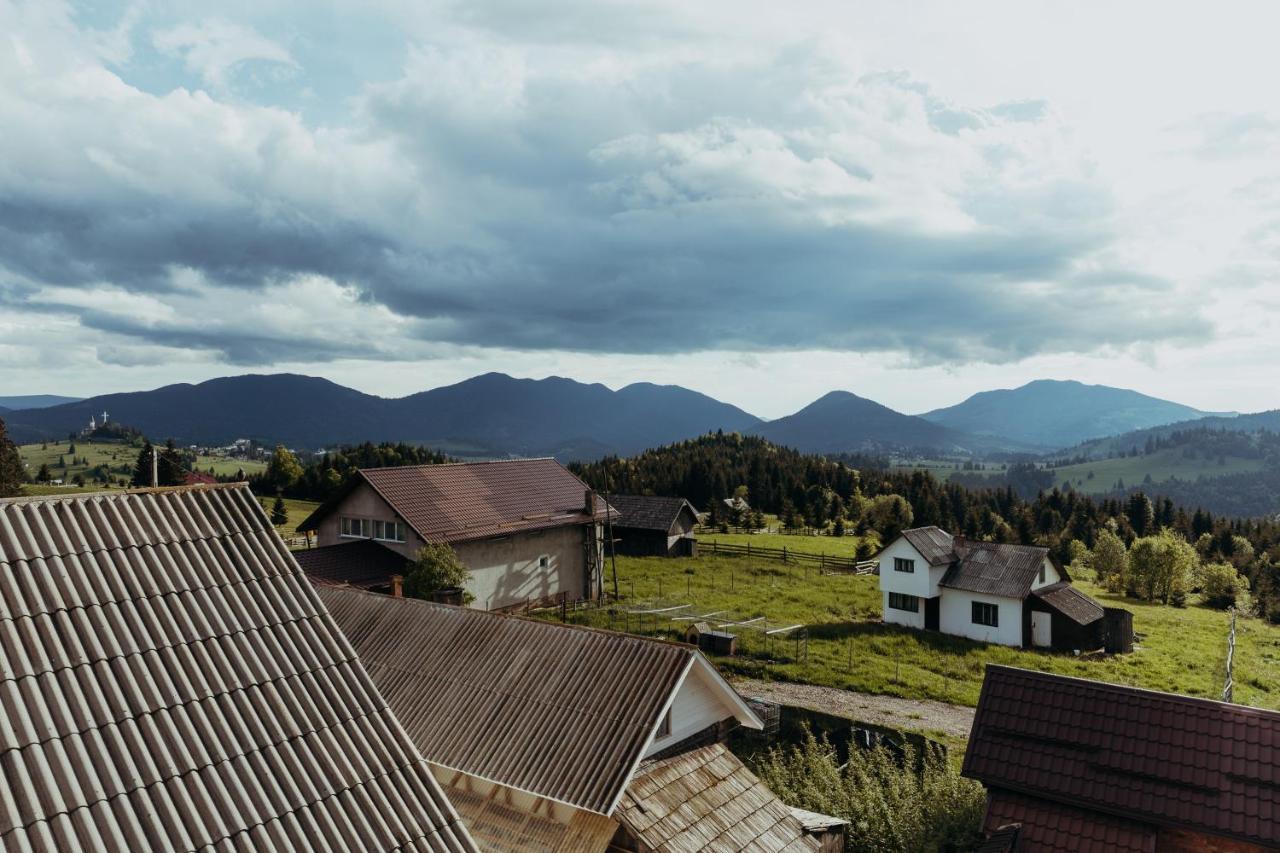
[730,677,976,740]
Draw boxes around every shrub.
[752,729,985,852]
[404,542,473,602]
[1200,562,1248,609]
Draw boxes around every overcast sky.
[2,1,1278,418]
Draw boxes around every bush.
[1200,562,1248,609]
[404,542,473,603]
[752,729,984,852]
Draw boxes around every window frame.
[971,601,999,627]
[340,517,371,539]
[888,592,920,612]
[893,557,916,574]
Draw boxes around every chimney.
[390,575,404,598]
[585,490,597,516]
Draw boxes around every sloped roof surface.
[303,459,609,544]
[315,585,697,815]
[964,665,1280,849]
[615,743,819,852]
[1031,582,1104,626]
[983,790,1155,853]
[941,540,1052,599]
[0,485,475,852]
[439,775,617,853]
[901,526,955,565]
[293,539,409,589]
[607,494,696,532]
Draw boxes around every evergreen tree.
[270,496,288,526]
[131,440,185,487]
[36,463,52,483]
[0,418,26,497]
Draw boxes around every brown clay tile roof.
[983,790,1157,853]
[964,665,1280,850]
[293,539,410,589]
[0,484,476,852]
[315,585,750,816]
[615,743,820,852]
[1031,582,1104,626]
[607,494,698,533]
[299,458,610,545]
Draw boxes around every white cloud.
[152,18,297,90]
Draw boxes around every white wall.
[1030,556,1060,591]
[878,538,946,598]
[882,590,926,629]
[939,590,1024,646]
[455,525,590,611]
[644,661,734,758]
[314,480,424,557]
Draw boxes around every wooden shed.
[607,494,699,557]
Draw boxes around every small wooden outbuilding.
[607,494,699,557]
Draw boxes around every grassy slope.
[572,553,1280,710]
[698,530,867,559]
[1046,448,1264,494]
[17,440,267,485]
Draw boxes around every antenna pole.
[151,444,158,488]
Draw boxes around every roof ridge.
[0,482,248,507]
[317,584,700,655]
[361,457,561,472]
[986,664,1280,719]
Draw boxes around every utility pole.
[151,445,158,488]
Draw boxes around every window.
[372,520,406,542]
[893,557,915,574]
[538,555,550,570]
[972,601,999,627]
[657,710,671,738]
[1038,564,1046,584]
[340,517,370,538]
[888,592,919,612]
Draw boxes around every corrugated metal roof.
[300,459,611,545]
[438,775,618,853]
[294,539,409,589]
[940,540,1053,599]
[965,665,1280,849]
[615,743,819,852]
[1031,582,1104,626]
[0,484,476,852]
[901,526,956,566]
[315,585,697,816]
[606,495,697,533]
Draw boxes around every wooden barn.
[608,493,699,557]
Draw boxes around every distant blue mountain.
[0,394,82,410]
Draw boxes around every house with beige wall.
[297,458,610,609]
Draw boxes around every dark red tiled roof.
[1031,582,1104,626]
[984,790,1155,853]
[964,666,1280,849]
[293,539,409,588]
[300,459,611,544]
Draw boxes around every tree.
[265,445,305,492]
[1091,528,1128,591]
[130,440,184,487]
[270,496,289,526]
[1128,530,1197,605]
[1200,562,1248,609]
[404,542,473,602]
[752,729,984,852]
[36,463,52,483]
[0,418,25,497]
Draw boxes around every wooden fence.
[702,540,877,574]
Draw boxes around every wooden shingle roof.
[299,459,612,545]
[316,585,743,816]
[606,495,697,533]
[964,665,1280,850]
[0,485,476,852]
[615,743,819,852]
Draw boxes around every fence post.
[783,547,788,563]
[747,542,751,558]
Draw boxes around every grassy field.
[252,496,321,538]
[1046,448,1264,494]
[565,553,1280,710]
[697,530,868,559]
[17,440,267,487]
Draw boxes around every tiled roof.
[1031,582,1104,626]
[901,526,956,565]
[315,585,715,816]
[0,485,476,852]
[941,540,1053,599]
[606,494,697,533]
[964,665,1280,849]
[615,743,820,852]
[293,539,409,589]
[983,790,1155,853]
[299,459,610,544]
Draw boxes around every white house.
[878,526,1107,650]
[315,584,834,852]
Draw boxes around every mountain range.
[0,374,1249,460]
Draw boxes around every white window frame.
[894,557,915,574]
[340,517,371,539]
[372,520,406,543]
